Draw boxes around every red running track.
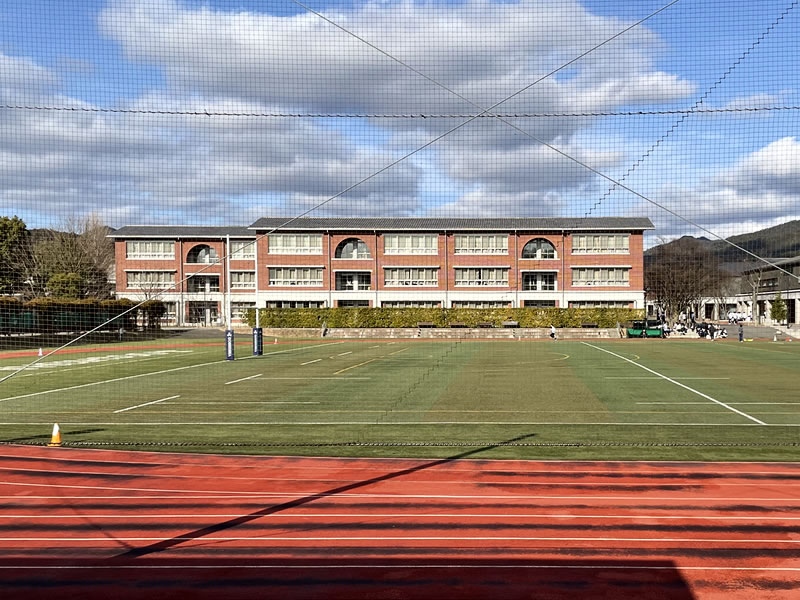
[0,445,798,599]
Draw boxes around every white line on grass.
[582,342,766,425]
[113,396,179,414]
[301,359,322,365]
[224,374,262,385]
[166,401,320,405]
[0,341,342,403]
[606,377,730,380]
[337,351,353,356]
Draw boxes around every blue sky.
[1,0,799,242]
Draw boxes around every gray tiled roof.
[248,217,654,231]
[108,226,255,238]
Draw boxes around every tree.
[770,292,787,324]
[0,216,31,295]
[644,238,720,323]
[30,215,115,299]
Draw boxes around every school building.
[109,217,654,326]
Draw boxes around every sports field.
[1,336,798,460]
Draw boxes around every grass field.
[1,335,798,461]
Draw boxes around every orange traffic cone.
[48,424,62,447]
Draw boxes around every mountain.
[646,220,800,264]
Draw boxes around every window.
[454,234,508,254]
[454,268,509,286]
[384,234,438,255]
[335,238,370,259]
[384,268,438,287]
[231,302,255,320]
[266,300,326,308]
[187,275,220,292]
[569,301,633,308]
[230,271,256,288]
[382,301,441,308]
[186,244,219,264]
[524,300,556,308]
[522,272,556,291]
[268,267,323,287]
[268,233,322,254]
[572,234,629,254]
[451,301,510,308]
[126,240,174,259]
[335,272,371,291]
[571,267,630,286]
[126,271,174,289]
[338,300,370,308]
[230,240,255,259]
[521,238,556,259]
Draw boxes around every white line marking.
[337,352,353,356]
[2,421,799,426]
[369,345,381,348]
[606,377,730,380]
[224,374,262,385]
[0,342,343,403]
[389,347,409,356]
[5,513,799,521]
[112,396,179,414]
[168,401,320,405]
[0,565,797,572]
[582,342,767,425]
[0,535,796,544]
[301,359,322,365]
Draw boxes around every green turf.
[1,336,798,460]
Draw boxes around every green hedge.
[244,307,643,329]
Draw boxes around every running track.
[0,446,798,599]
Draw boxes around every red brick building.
[109,217,653,325]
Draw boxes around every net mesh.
[1,0,799,455]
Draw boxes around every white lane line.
[388,347,409,356]
[337,352,353,356]
[5,513,800,521]
[168,401,320,405]
[3,492,800,502]
[369,345,381,348]
[0,535,796,544]
[113,396,179,414]
[582,342,766,425]
[224,374,262,385]
[0,565,797,572]
[301,359,322,365]
[0,341,343,403]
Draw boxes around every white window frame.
[125,270,175,289]
[454,267,509,287]
[454,234,508,255]
[521,271,557,291]
[125,240,175,260]
[268,267,324,287]
[571,267,630,287]
[451,301,510,308]
[230,271,256,289]
[521,238,557,260]
[384,234,438,255]
[268,233,323,255]
[384,267,439,287]
[571,233,630,254]
[230,240,256,259]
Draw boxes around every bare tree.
[28,215,115,299]
[645,238,720,323]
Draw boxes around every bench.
[417,322,435,328]
[477,322,494,328]
[581,323,598,328]
[502,321,520,328]
[449,322,467,328]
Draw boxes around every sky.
[1,0,799,244]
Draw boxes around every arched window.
[186,244,219,264]
[335,238,370,259]
[521,238,556,259]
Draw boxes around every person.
[738,322,744,342]
[550,324,557,341]
[321,321,328,338]
[690,310,696,329]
